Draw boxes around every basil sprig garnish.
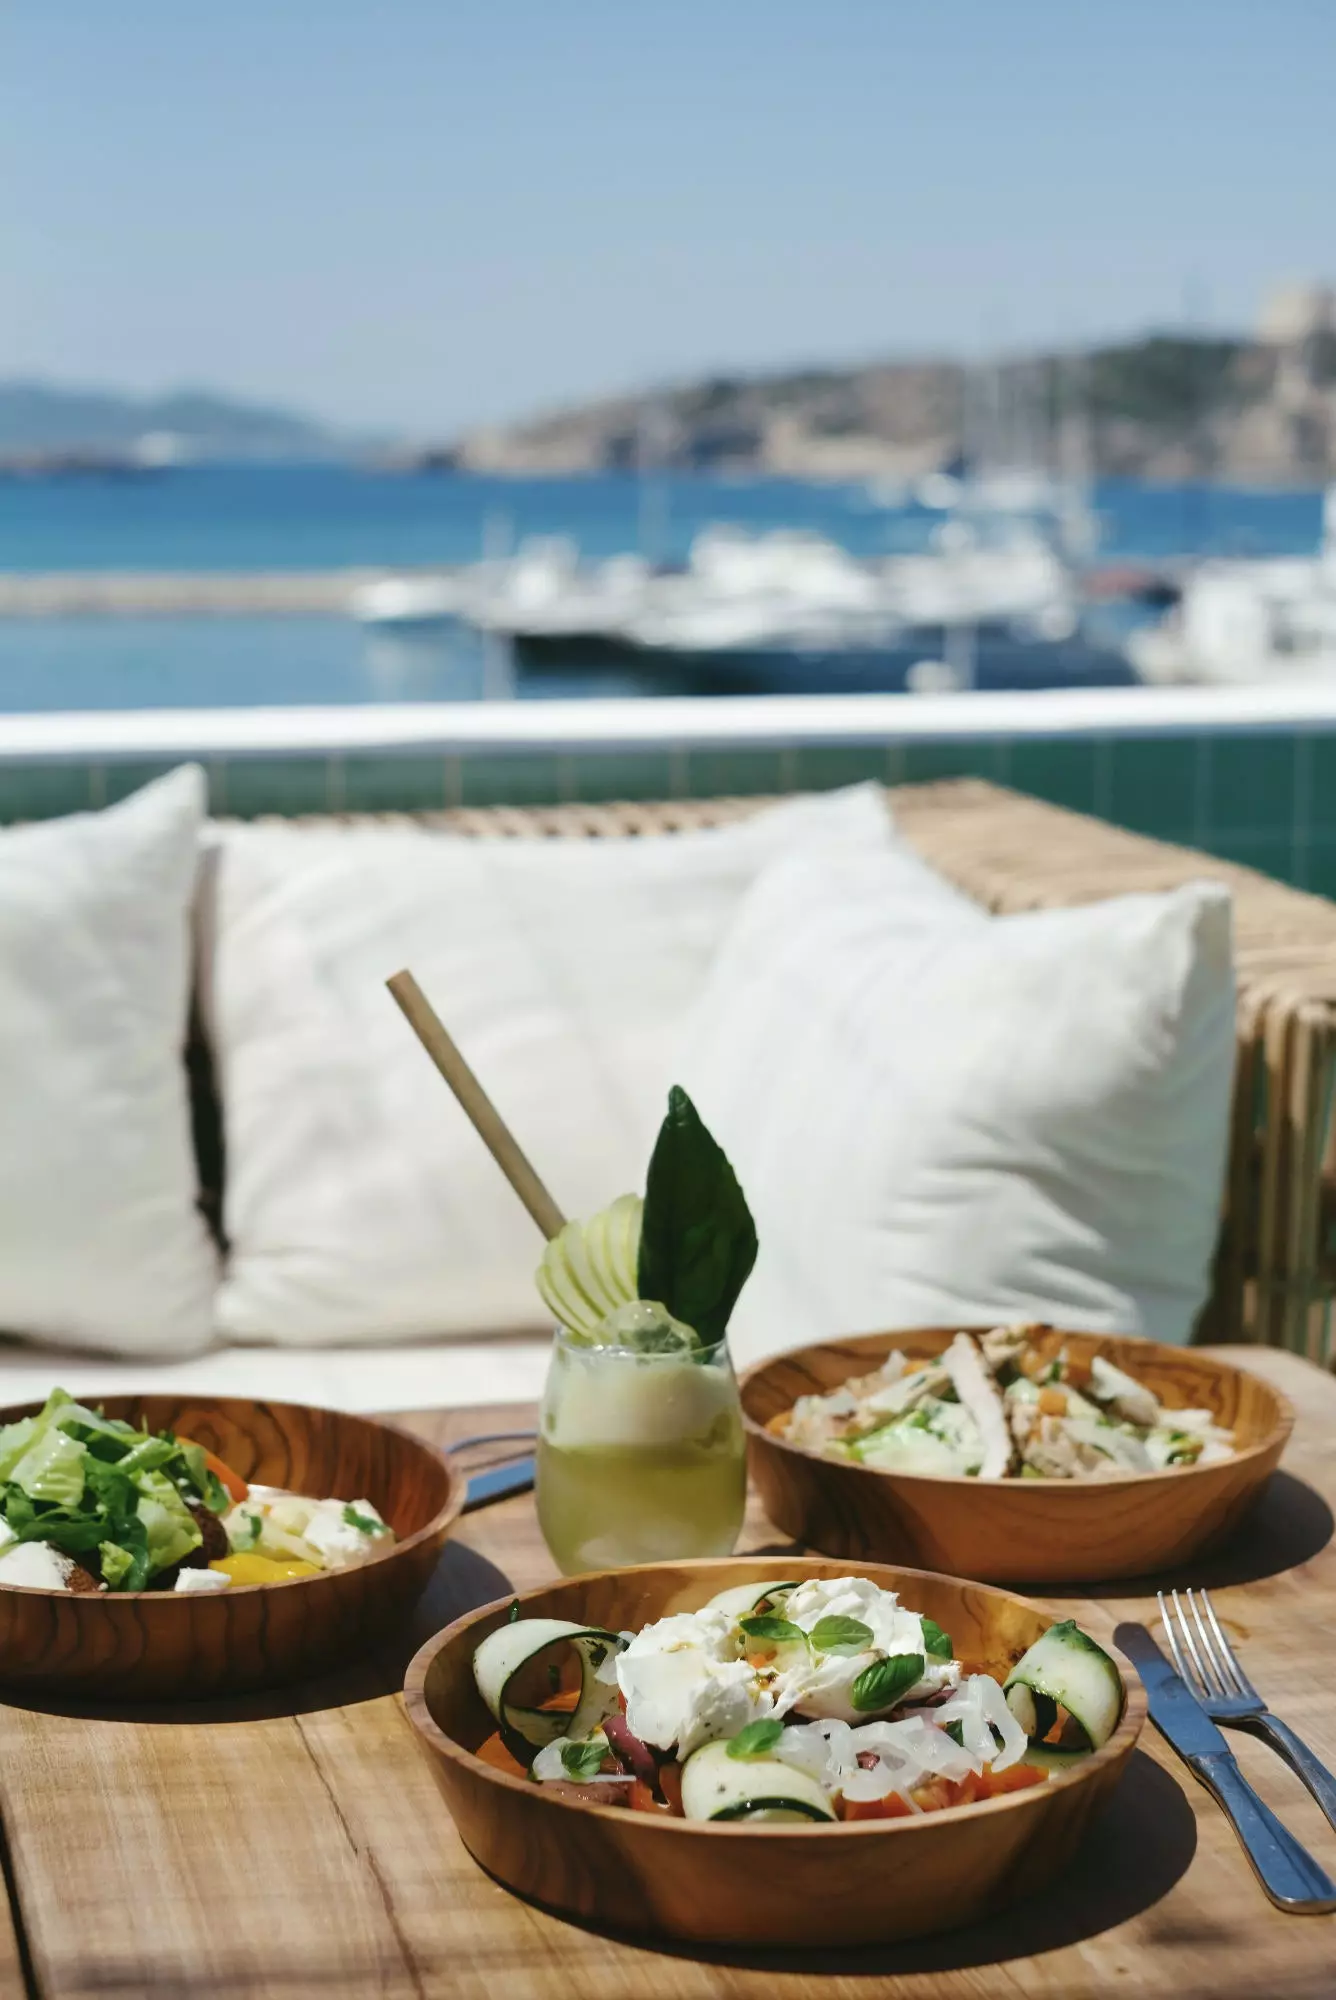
[921,1617,953,1660]
[637,1086,758,1346]
[850,1651,925,1713]
[726,1718,785,1759]
[808,1615,873,1656]
[560,1737,609,1780]
[739,1614,805,1646]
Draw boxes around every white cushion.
[0,1336,551,1416]
[0,767,217,1355]
[204,784,914,1346]
[676,847,1236,1364]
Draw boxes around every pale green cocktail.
[536,1325,746,1575]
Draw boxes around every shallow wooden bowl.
[405,1555,1145,1949]
[742,1328,1293,1584]
[0,1395,462,1700]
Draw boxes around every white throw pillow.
[0,766,217,1355]
[675,848,1236,1365]
[204,783,932,1345]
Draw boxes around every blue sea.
[0,465,1324,711]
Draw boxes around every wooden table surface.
[1,1345,1335,2000]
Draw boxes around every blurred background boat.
[1128,485,1336,685]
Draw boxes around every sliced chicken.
[1087,1355,1162,1429]
[979,1324,1038,1374]
[863,1362,952,1418]
[944,1333,1016,1478]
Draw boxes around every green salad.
[0,1390,230,1592]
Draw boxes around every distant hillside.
[454,319,1336,487]
[0,380,342,460]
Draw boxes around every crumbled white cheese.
[0,1541,76,1590]
[773,1576,957,1722]
[301,1498,386,1569]
[174,1567,231,1593]
[616,1609,769,1757]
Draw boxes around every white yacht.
[1129,486,1336,685]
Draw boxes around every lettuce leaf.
[0,1389,217,1588]
[178,1442,228,1515]
[98,1541,136,1590]
[0,1419,39,1483]
[11,1428,87,1508]
[133,1471,201,1576]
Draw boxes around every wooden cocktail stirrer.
[386,969,567,1243]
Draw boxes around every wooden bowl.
[405,1555,1145,1949]
[0,1395,462,1700]
[742,1328,1293,1584]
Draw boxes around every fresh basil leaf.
[726,1719,785,1759]
[341,1504,388,1536]
[739,1614,805,1646]
[559,1737,609,1781]
[850,1651,925,1713]
[921,1618,953,1660]
[637,1086,758,1346]
[808,1615,873,1656]
[942,1718,965,1747]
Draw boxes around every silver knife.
[1117,1623,1336,1913]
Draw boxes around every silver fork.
[1159,1588,1336,1835]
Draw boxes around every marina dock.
[0,569,459,616]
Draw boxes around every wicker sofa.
[276,776,1336,1366]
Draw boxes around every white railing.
[0,682,1334,762]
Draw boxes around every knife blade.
[462,1455,535,1513]
[1115,1622,1336,1913]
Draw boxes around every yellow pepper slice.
[210,1553,321,1585]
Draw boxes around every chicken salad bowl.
[741,1327,1291,1584]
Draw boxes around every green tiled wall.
[4,729,1336,899]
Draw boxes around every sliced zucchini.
[1004,1680,1056,1740]
[1022,1743,1090,1773]
[473,1618,623,1763]
[1003,1620,1123,1751]
[680,1738,835,1823]
[701,1580,799,1621]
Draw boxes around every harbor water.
[0,466,1325,712]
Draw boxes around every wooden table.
[1,1345,1335,1999]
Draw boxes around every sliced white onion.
[975,1672,1028,1771]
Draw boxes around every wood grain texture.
[0,1395,462,1700]
[742,1328,1293,1583]
[0,1349,1334,2000]
[404,1556,1145,1949]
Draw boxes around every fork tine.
[1170,1587,1217,1695]
[1186,1589,1231,1697]
[1158,1589,1197,1688]
[1201,1589,1260,1702]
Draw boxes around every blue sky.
[3,2,1333,436]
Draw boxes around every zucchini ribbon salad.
[0,1391,393,1592]
[474,1576,1124,1822]
[776,1325,1236,1480]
